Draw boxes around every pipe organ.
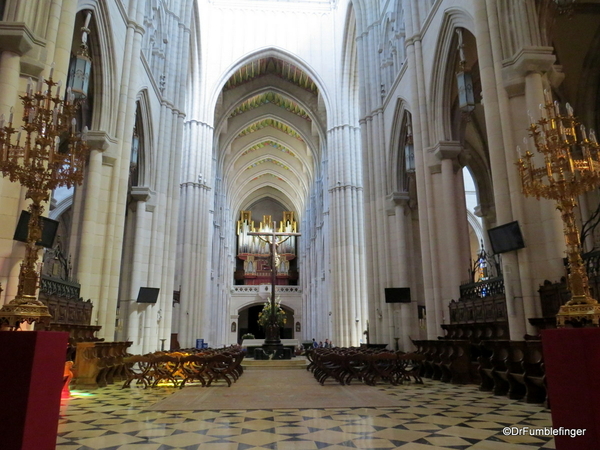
[235,211,298,285]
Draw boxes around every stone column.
[0,24,35,302]
[391,192,419,351]
[327,124,365,347]
[473,1,528,339]
[125,186,153,354]
[94,0,144,340]
[433,142,467,308]
[177,119,214,348]
[73,131,113,326]
[502,47,562,328]
[405,0,441,340]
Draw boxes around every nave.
[57,369,554,450]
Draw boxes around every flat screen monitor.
[137,287,160,304]
[487,221,525,254]
[384,287,411,303]
[13,210,59,248]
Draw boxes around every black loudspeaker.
[487,221,525,254]
[384,287,411,303]
[13,210,59,248]
[136,287,160,303]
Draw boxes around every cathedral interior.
[0,0,599,448]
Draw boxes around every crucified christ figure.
[248,223,301,349]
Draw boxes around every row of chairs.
[122,348,245,389]
[412,338,547,405]
[478,339,547,404]
[411,339,475,384]
[306,348,425,386]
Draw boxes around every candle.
[49,62,55,80]
[36,77,43,93]
[516,146,522,158]
[56,80,61,99]
[27,78,32,96]
[71,117,77,134]
[590,130,597,145]
[527,110,535,125]
[554,100,560,116]
[0,114,4,128]
[560,122,567,142]
[580,125,587,141]
[566,103,574,117]
[9,107,13,124]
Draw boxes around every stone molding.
[86,131,114,152]
[502,46,556,97]
[130,186,156,212]
[0,23,36,55]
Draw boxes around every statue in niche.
[244,256,255,273]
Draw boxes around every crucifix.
[248,222,301,350]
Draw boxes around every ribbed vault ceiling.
[216,57,324,223]
[223,57,318,95]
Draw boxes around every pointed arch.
[428,7,475,140]
[210,47,332,121]
[388,98,412,194]
[133,90,155,189]
[77,0,118,135]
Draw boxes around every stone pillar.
[73,131,113,326]
[433,141,467,308]
[94,0,144,340]
[124,186,154,354]
[391,192,418,351]
[405,0,440,340]
[0,24,36,302]
[473,1,528,339]
[502,47,562,328]
[177,119,214,348]
[327,124,366,348]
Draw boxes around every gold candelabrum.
[516,90,600,326]
[0,72,89,329]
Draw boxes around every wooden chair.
[397,352,425,384]
[122,355,154,389]
[205,354,235,387]
[151,354,182,387]
[179,354,209,388]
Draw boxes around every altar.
[242,339,299,358]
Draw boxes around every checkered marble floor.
[57,377,555,450]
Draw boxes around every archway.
[237,303,295,341]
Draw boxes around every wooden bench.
[73,341,132,389]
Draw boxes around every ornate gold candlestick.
[516,91,600,326]
[0,73,88,329]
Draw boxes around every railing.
[232,286,260,293]
[277,286,301,293]
[231,286,302,294]
[448,296,508,324]
[40,275,81,300]
[459,276,504,300]
[38,275,92,326]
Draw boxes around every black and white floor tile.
[57,377,555,449]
